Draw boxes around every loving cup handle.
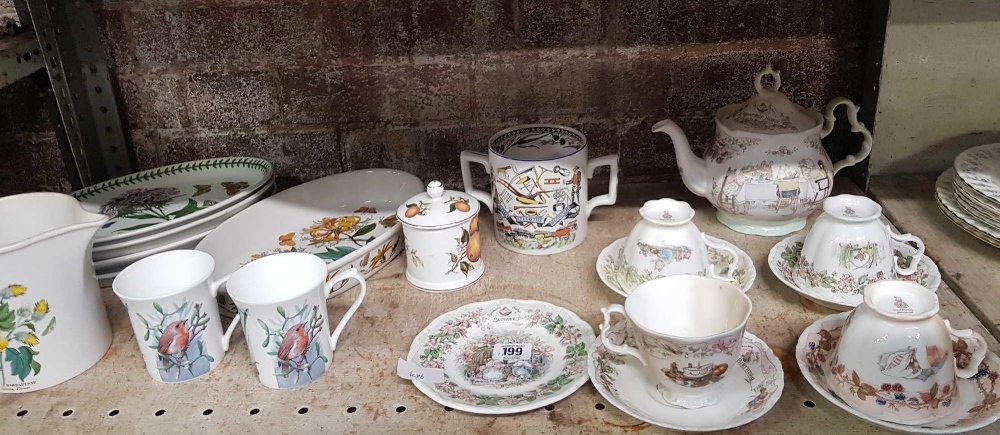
[945,320,989,379]
[323,268,368,352]
[585,155,620,218]
[702,233,739,282]
[821,97,874,175]
[886,225,926,276]
[600,304,647,366]
[460,151,494,213]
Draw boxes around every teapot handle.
[821,97,874,175]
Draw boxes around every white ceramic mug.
[461,124,619,255]
[829,280,987,425]
[599,275,752,409]
[113,250,237,383]
[795,195,925,304]
[226,252,366,389]
[621,198,739,292]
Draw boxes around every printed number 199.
[503,347,523,357]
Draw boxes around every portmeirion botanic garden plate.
[798,313,1000,433]
[197,169,423,300]
[591,322,783,432]
[954,143,1000,205]
[597,235,755,297]
[936,169,1000,249]
[769,234,940,311]
[74,157,274,244]
[406,299,594,414]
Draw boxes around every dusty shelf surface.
[2,180,997,434]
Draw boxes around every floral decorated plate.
[197,169,422,300]
[954,143,1000,205]
[591,322,783,432]
[94,229,210,272]
[798,312,1000,433]
[769,234,940,311]
[936,169,1000,249]
[406,299,594,414]
[74,157,274,245]
[597,235,755,297]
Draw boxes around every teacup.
[460,124,619,255]
[599,275,752,409]
[795,194,925,304]
[226,252,366,389]
[619,198,739,293]
[829,280,987,425]
[113,250,237,383]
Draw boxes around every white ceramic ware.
[620,199,738,293]
[0,192,112,393]
[226,253,366,389]
[460,124,619,255]
[794,195,925,305]
[799,312,1000,433]
[73,157,274,245]
[598,236,755,296]
[92,178,274,261]
[954,143,1000,205]
[599,275,752,409]
[593,322,782,432]
[196,169,422,301]
[113,250,237,383]
[652,65,873,236]
[406,299,594,414]
[396,181,484,291]
[936,169,1000,249]
[95,229,211,273]
[769,234,940,311]
[827,281,987,425]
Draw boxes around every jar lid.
[719,65,817,134]
[396,181,480,228]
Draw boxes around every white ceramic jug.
[0,193,112,392]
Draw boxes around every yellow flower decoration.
[0,337,7,351]
[22,333,39,346]
[33,300,48,316]
[334,216,362,232]
[8,284,27,297]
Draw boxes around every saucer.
[597,236,755,297]
[406,299,594,414]
[769,234,941,311]
[590,321,782,432]
[797,312,1000,433]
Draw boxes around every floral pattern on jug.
[0,285,54,388]
[134,299,213,382]
[256,300,329,389]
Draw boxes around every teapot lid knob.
[754,64,782,94]
[426,180,444,199]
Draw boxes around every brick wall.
[2,0,871,194]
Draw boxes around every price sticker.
[396,358,445,384]
[492,343,532,362]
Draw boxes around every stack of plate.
[72,157,275,281]
[935,144,1000,249]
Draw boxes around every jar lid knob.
[427,180,444,199]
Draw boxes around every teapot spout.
[652,119,709,198]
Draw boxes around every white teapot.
[653,65,873,236]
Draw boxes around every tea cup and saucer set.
[769,194,942,311]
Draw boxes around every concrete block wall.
[1,0,871,194]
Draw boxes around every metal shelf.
[0,31,43,89]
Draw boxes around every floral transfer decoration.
[775,240,932,296]
[0,284,55,387]
[413,302,590,408]
[135,299,213,382]
[600,238,752,294]
[636,241,693,272]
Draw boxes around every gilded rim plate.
[74,157,274,244]
[954,144,1000,205]
[406,299,594,414]
[769,234,940,311]
[798,312,1000,433]
[596,236,756,297]
[590,322,783,432]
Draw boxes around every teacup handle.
[886,225,925,276]
[701,233,739,282]
[323,268,368,352]
[600,304,647,366]
[585,155,619,218]
[946,320,989,379]
[821,97,873,175]
[460,151,494,213]
[220,313,240,352]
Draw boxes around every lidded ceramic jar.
[397,181,484,291]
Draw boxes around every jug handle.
[821,97,873,175]
[600,305,647,366]
[460,151,494,213]
[886,225,925,276]
[945,320,988,379]
[323,268,367,352]
[586,154,619,218]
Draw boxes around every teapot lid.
[719,65,817,134]
[396,181,479,228]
